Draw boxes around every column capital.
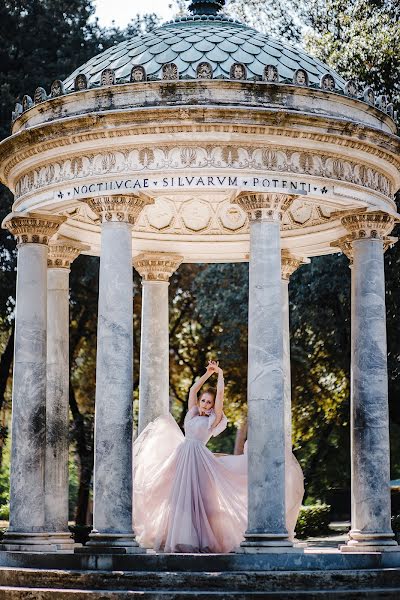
[133,252,184,282]
[332,232,398,266]
[331,235,355,265]
[341,210,396,240]
[85,194,154,224]
[234,192,295,222]
[281,251,309,281]
[2,212,66,245]
[48,237,90,269]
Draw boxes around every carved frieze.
[14,145,393,200]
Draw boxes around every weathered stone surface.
[345,237,396,550]
[45,268,70,533]
[238,194,292,550]
[7,243,48,533]
[91,221,135,538]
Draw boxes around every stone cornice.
[133,252,184,281]
[11,81,397,135]
[85,195,154,224]
[1,106,399,182]
[48,237,90,268]
[281,251,309,280]
[1,212,66,245]
[235,192,295,221]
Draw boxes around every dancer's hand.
[206,360,219,374]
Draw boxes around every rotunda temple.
[0,0,399,563]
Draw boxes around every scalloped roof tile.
[63,16,345,89]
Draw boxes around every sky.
[94,0,175,28]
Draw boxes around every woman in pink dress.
[132,361,303,553]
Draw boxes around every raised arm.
[212,367,224,428]
[188,361,216,409]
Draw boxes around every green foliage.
[303,0,400,98]
[0,504,9,521]
[296,504,332,538]
[391,514,400,533]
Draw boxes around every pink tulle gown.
[132,406,304,553]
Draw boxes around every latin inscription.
[56,176,329,199]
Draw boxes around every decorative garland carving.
[85,194,154,224]
[14,145,392,199]
[48,237,89,268]
[133,252,184,281]
[1,212,66,245]
[234,192,294,221]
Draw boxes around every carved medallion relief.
[63,194,335,236]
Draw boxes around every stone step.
[1,586,400,599]
[0,568,400,593]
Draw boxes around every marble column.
[133,253,183,434]
[234,192,299,552]
[45,238,88,549]
[84,194,153,553]
[281,252,308,539]
[281,252,306,464]
[1,212,65,551]
[339,211,398,552]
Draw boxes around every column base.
[46,532,76,551]
[340,530,399,553]
[0,531,75,552]
[238,533,303,554]
[75,532,145,555]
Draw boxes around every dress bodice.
[184,406,227,444]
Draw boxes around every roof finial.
[188,0,225,16]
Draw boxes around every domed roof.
[63,13,345,91]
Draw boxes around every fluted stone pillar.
[339,211,398,552]
[134,253,183,434]
[45,238,88,549]
[1,212,65,551]
[235,193,299,552]
[84,195,153,553]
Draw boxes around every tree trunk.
[0,324,14,412]
[234,417,247,455]
[0,324,15,467]
[69,384,94,525]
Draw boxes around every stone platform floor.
[0,523,399,598]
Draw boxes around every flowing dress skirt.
[133,414,247,553]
